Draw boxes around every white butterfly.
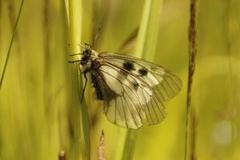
[70,44,182,129]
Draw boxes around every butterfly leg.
[80,71,88,102]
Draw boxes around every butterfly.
[69,44,182,129]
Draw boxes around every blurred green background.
[0,0,240,160]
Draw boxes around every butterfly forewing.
[77,46,182,129]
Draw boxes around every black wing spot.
[123,61,135,71]
[133,82,139,90]
[138,68,148,76]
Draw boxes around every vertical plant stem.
[135,0,163,60]
[119,1,163,160]
[185,0,197,160]
[68,0,90,159]
[226,0,237,145]
[68,0,82,159]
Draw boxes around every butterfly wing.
[95,52,182,129]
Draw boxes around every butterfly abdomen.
[91,71,117,101]
[91,72,103,100]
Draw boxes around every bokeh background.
[1,0,240,160]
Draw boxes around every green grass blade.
[135,0,163,60]
[0,0,24,90]
[121,0,163,159]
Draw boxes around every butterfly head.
[80,46,92,65]
[68,44,97,64]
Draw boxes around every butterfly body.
[72,45,182,129]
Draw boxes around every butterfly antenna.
[92,26,102,47]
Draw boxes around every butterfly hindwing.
[99,63,147,128]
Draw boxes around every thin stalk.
[185,0,197,159]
